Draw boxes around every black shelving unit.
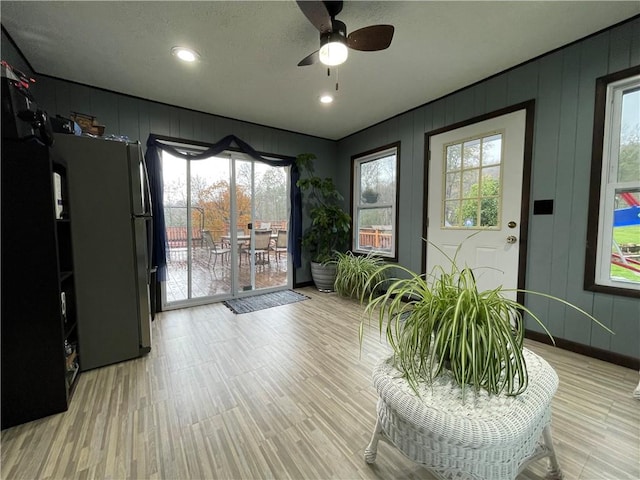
[1,138,80,429]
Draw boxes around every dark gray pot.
[311,261,337,292]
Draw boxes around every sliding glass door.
[161,148,290,309]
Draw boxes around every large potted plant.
[362,242,614,396]
[296,153,351,291]
[333,251,386,300]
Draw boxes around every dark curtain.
[144,143,168,281]
[144,134,302,283]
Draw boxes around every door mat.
[223,290,310,314]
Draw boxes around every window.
[586,66,640,297]
[351,143,399,259]
[442,133,503,229]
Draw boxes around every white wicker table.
[365,348,562,480]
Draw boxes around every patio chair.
[271,229,288,262]
[241,230,272,266]
[203,230,230,267]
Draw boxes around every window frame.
[585,65,640,298]
[350,142,400,261]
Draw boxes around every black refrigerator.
[52,133,153,370]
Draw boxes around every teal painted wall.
[336,18,640,360]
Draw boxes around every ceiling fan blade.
[298,50,320,67]
[347,25,394,51]
[296,1,332,33]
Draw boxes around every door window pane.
[441,132,503,230]
[482,134,502,166]
[462,139,481,168]
[444,201,460,227]
[462,170,479,198]
[446,144,462,171]
[445,172,460,199]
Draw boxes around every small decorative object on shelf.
[70,112,105,137]
[64,340,79,389]
[53,172,64,218]
[60,291,67,322]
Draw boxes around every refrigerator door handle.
[140,148,153,217]
[146,216,154,284]
[129,142,153,217]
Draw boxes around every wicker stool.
[365,348,562,480]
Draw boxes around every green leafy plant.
[296,153,351,263]
[361,242,614,397]
[333,251,386,300]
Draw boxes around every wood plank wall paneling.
[336,18,640,361]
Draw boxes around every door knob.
[508,221,517,229]
[506,235,518,244]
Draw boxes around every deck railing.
[165,227,203,248]
[165,220,288,248]
[358,228,392,251]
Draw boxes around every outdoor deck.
[164,246,289,304]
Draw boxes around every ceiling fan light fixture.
[318,33,348,66]
[171,46,199,63]
[319,94,333,104]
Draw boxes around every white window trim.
[594,74,640,291]
[352,145,399,259]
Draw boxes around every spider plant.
[332,251,386,301]
[361,243,614,397]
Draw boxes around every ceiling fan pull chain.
[336,68,339,91]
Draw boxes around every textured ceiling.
[2,1,639,140]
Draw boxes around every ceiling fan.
[296,0,394,67]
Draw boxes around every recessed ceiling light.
[320,94,334,104]
[171,46,199,62]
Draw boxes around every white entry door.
[427,109,527,299]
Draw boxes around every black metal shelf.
[1,139,80,429]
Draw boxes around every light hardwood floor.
[1,287,638,479]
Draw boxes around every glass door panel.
[233,157,290,294]
[162,151,189,304]
[234,158,254,292]
[161,148,291,308]
[190,156,232,298]
[254,161,290,291]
